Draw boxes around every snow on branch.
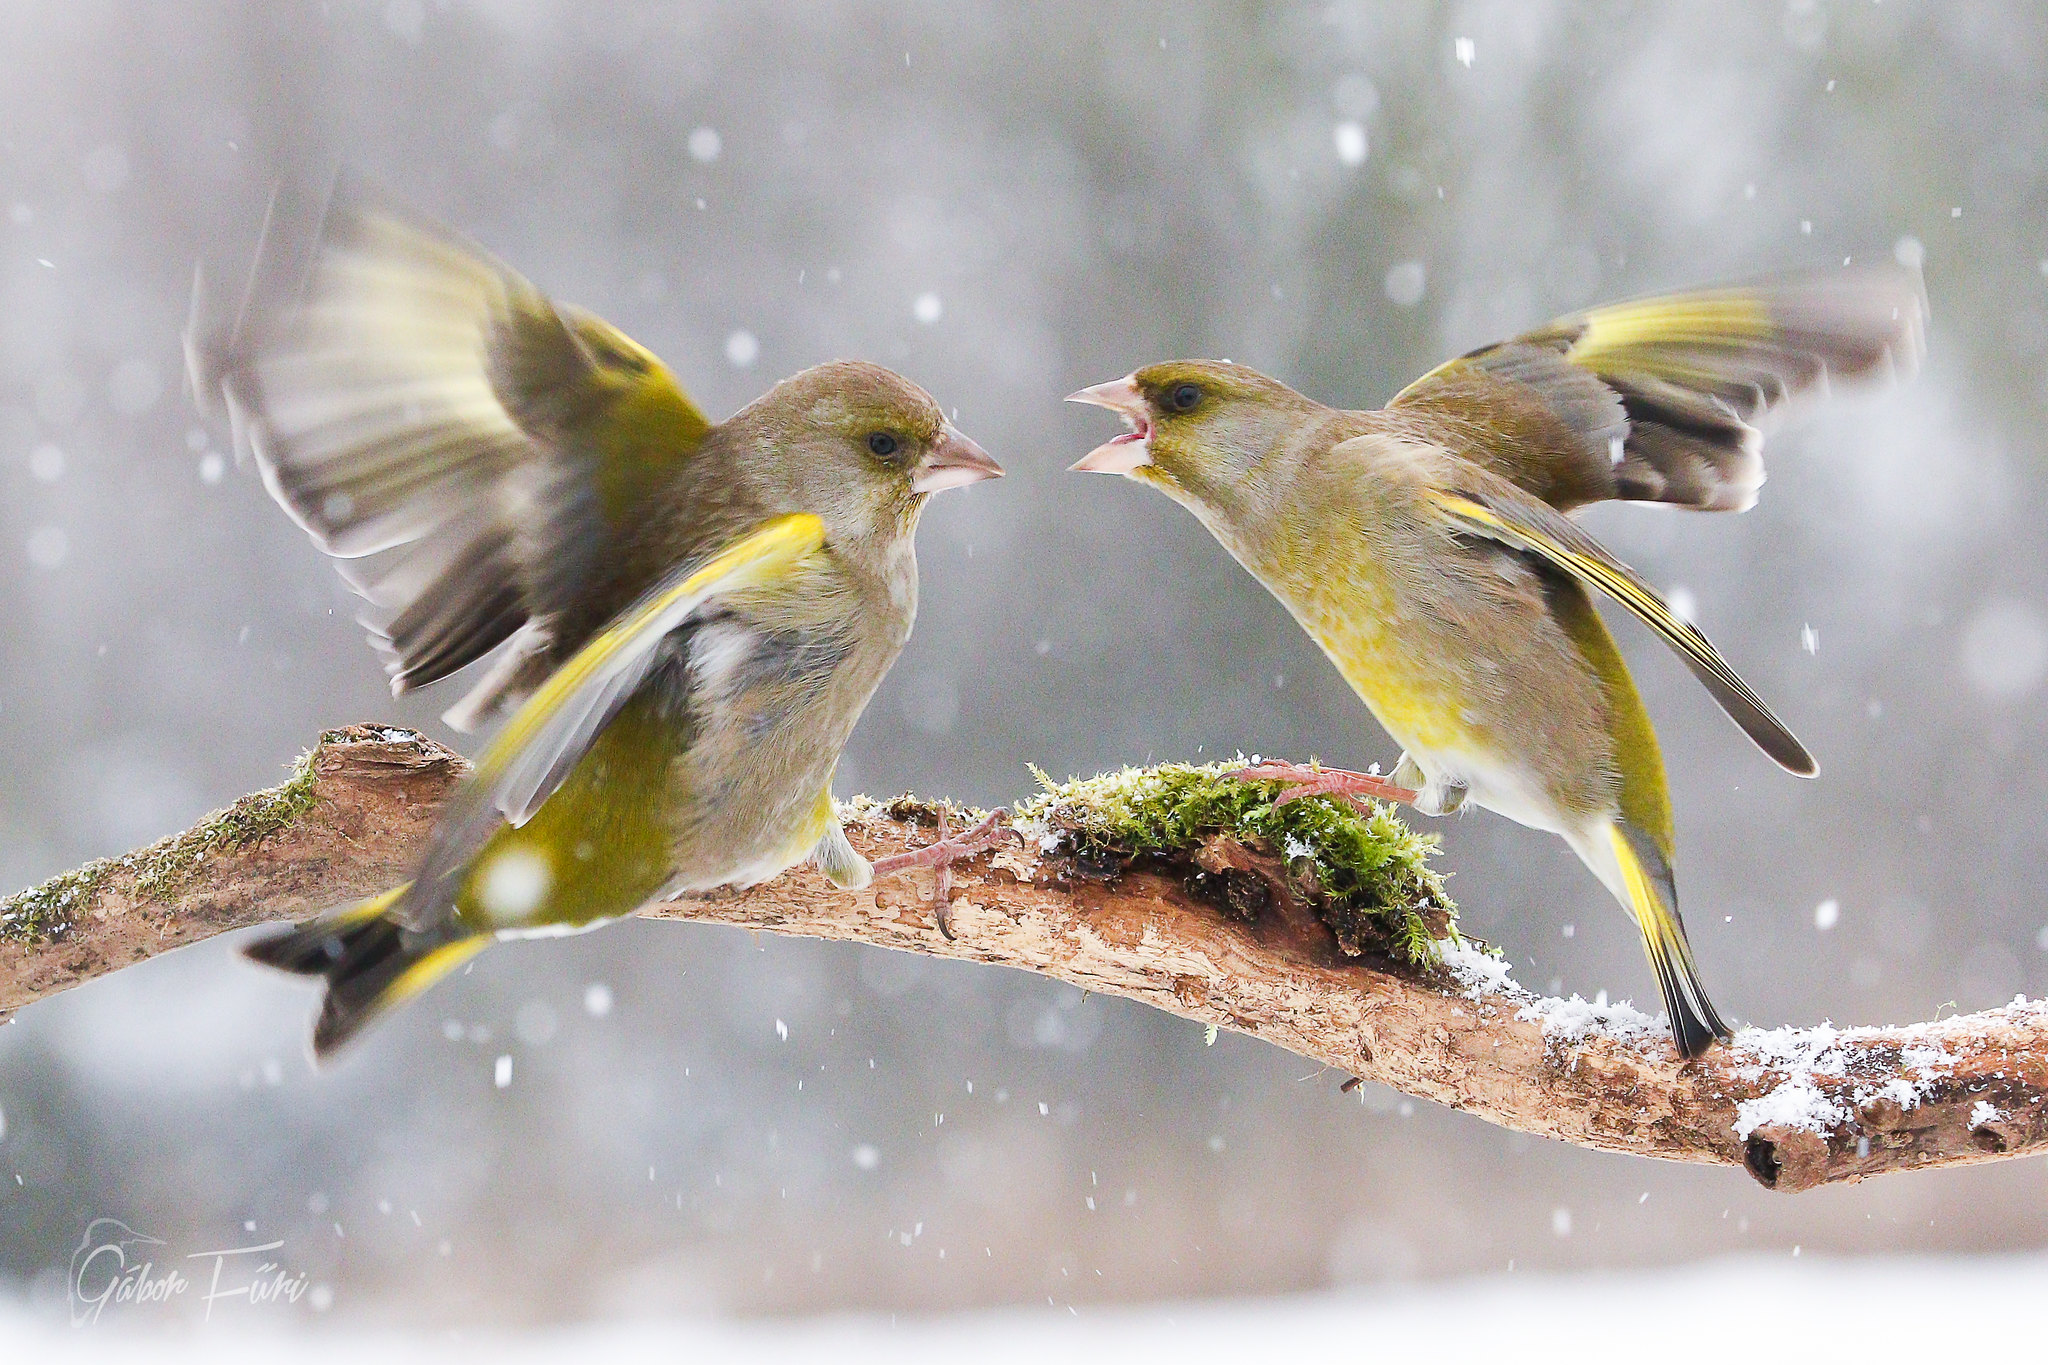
[3,725,2044,1193]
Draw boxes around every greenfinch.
[1069,267,1925,1055]
[188,190,1003,1056]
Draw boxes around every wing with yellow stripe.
[1390,266,1926,512]
[1429,479,1816,777]
[393,513,827,929]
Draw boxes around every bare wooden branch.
[4,725,2044,1193]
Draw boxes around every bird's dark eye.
[1168,382,1202,413]
[866,431,900,459]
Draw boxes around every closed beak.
[1065,376,1152,474]
[912,424,1005,495]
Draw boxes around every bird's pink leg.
[1231,758,1419,812]
[871,807,1019,940]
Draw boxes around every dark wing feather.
[1428,472,1817,777]
[1391,264,1927,512]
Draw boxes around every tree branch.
[4,725,2043,1193]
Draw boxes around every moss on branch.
[127,741,325,902]
[9,726,2048,1192]
[0,742,326,947]
[0,857,118,948]
[1016,760,1455,966]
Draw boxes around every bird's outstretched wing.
[1390,265,1927,512]
[1427,475,1816,777]
[187,184,715,726]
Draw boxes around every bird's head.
[1066,361,1322,515]
[733,360,1002,548]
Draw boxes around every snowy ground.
[4,1252,2044,1363]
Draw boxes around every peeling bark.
[3,725,2044,1193]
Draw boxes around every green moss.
[129,743,326,902]
[0,743,327,946]
[1017,761,1455,967]
[0,857,118,947]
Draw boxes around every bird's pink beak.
[1065,376,1152,475]
[911,423,1005,495]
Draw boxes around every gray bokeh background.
[4,0,2048,1328]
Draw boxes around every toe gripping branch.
[1230,758,1419,812]
[870,807,1021,939]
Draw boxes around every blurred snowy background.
[4,0,2048,1338]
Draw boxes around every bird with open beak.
[190,188,1004,1056]
[1069,267,1925,1056]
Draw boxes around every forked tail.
[243,884,486,1059]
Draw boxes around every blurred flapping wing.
[1391,265,1927,512]
[188,186,715,726]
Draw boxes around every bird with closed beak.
[1069,267,1924,1056]
[189,189,1004,1057]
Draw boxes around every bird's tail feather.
[1608,822,1730,1058]
[243,883,486,1059]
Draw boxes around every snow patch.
[1437,939,1663,1048]
[1718,1004,2047,1141]
[1523,993,1664,1048]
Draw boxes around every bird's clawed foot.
[1230,758,1419,813]
[870,807,1020,940]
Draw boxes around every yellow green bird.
[188,190,1004,1056]
[1069,267,1925,1056]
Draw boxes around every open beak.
[1065,376,1152,474]
[911,423,1004,495]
